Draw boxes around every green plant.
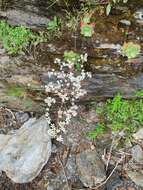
[86,124,105,139]
[121,42,141,59]
[66,11,79,32]
[0,21,41,54]
[6,85,26,97]
[87,94,143,141]
[33,31,47,45]
[46,16,62,39]
[80,23,94,37]
[23,98,34,108]
[135,89,143,97]
[47,16,60,31]
[63,50,82,71]
[80,13,95,37]
[64,50,80,63]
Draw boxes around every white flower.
[45,53,90,141]
[87,72,92,78]
[65,117,71,124]
[50,123,56,129]
[71,110,77,116]
[48,128,56,137]
[60,94,68,102]
[45,112,49,117]
[54,58,61,64]
[56,135,63,142]
[44,97,56,106]
[58,109,63,118]
[59,121,66,128]
[56,129,61,133]
[46,117,51,124]
[60,126,66,133]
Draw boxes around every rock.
[0,48,6,55]
[76,149,106,187]
[0,56,10,64]
[119,19,131,26]
[0,90,45,112]
[14,111,31,124]
[8,74,40,86]
[47,186,54,190]
[95,43,121,50]
[0,116,51,183]
[132,145,143,163]
[0,9,49,28]
[127,144,143,188]
[82,109,99,124]
[106,166,123,190]
[134,9,143,25]
[133,128,143,140]
[65,154,84,188]
[128,171,143,188]
[66,154,77,176]
[46,171,71,190]
[62,110,96,148]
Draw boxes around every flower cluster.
[45,52,91,142]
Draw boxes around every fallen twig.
[91,155,124,190]
[106,135,115,171]
[57,153,71,190]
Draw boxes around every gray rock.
[66,155,77,176]
[63,116,96,148]
[0,48,6,55]
[0,116,51,183]
[119,19,131,26]
[47,186,54,190]
[76,149,106,187]
[128,171,143,187]
[51,144,58,153]
[0,9,49,28]
[134,9,143,25]
[132,145,143,163]
[0,56,10,64]
[106,166,123,190]
[83,109,99,124]
[14,111,30,124]
[133,128,143,140]
[128,144,143,188]
[47,170,71,190]
[96,43,121,50]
